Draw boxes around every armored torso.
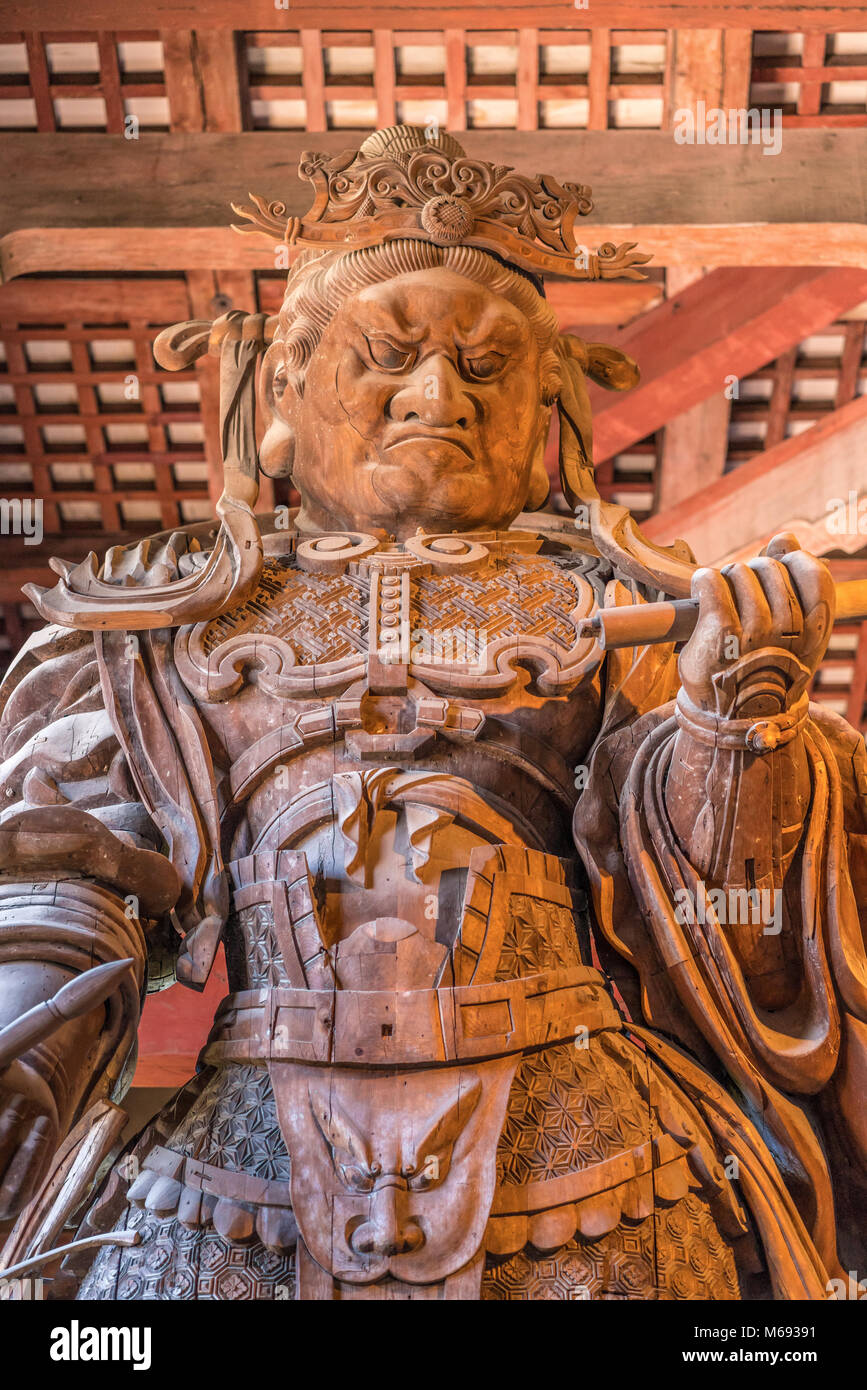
[76,518,745,1301]
[174,521,611,857]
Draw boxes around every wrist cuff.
[675,691,809,754]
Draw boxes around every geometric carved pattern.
[169,1064,292,1182]
[496,1041,649,1187]
[200,557,369,663]
[495,893,581,980]
[481,1194,739,1300]
[655,1195,740,1301]
[196,550,609,674]
[483,1223,657,1300]
[231,904,293,990]
[411,555,587,650]
[79,1206,296,1302]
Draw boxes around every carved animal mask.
[270,1058,518,1284]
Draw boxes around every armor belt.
[124,1130,698,1262]
[202,965,621,1067]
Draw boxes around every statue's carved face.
[270,1058,518,1285]
[265,267,551,537]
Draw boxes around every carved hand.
[677,534,835,719]
[0,959,109,1222]
[0,1057,59,1221]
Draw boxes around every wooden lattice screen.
[1,30,866,134]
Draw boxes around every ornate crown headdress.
[231,124,650,282]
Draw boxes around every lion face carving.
[270,1059,518,1284]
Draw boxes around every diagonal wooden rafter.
[587,267,867,464]
[642,393,867,565]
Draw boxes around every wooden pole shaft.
[581,578,867,650]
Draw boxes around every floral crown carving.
[231,124,650,282]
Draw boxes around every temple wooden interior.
[1,2,866,1091]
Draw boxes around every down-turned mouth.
[384,431,474,459]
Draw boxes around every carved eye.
[366,337,413,371]
[463,351,506,381]
[405,1154,444,1191]
[338,1163,376,1193]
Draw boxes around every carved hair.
[271,240,563,404]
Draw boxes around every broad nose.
[389,354,476,430]
[348,1184,425,1258]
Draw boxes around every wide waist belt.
[202,965,621,1067]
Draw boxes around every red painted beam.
[589,267,867,465]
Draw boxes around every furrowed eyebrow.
[352,298,416,337]
[457,317,525,351]
[357,321,422,345]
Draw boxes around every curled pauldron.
[22,496,262,634]
[22,311,273,634]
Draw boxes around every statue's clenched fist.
[677,534,836,715]
[0,1059,59,1221]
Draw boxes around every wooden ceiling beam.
[3,1,866,30]
[0,276,190,323]
[2,130,867,280]
[589,266,867,463]
[12,223,867,280]
[542,280,664,329]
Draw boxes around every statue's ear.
[583,342,640,392]
[258,342,301,478]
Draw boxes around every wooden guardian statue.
[1,125,866,1301]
